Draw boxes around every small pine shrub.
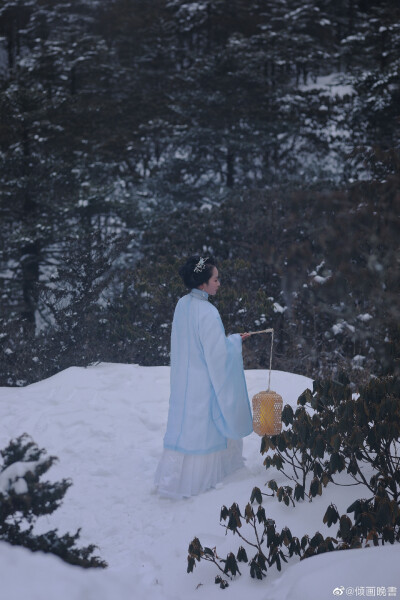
[0,434,107,568]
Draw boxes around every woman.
[154,255,253,499]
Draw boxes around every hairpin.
[193,257,208,273]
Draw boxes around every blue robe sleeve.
[199,308,253,439]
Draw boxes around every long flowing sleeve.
[199,310,253,439]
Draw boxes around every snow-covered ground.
[0,364,399,600]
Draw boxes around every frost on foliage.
[309,261,332,284]
[332,320,356,335]
[273,302,287,314]
[312,274,331,284]
[352,355,365,369]
[0,459,46,496]
[358,313,373,323]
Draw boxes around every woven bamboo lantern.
[252,389,283,436]
[247,328,283,436]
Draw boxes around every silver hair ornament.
[193,257,209,273]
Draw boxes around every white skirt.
[154,439,244,499]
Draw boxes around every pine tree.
[0,434,107,568]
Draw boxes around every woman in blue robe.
[155,256,253,498]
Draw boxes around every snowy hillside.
[0,364,399,600]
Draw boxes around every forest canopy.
[0,0,399,386]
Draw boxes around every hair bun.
[179,255,216,289]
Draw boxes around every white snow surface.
[0,363,399,600]
[299,73,355,98]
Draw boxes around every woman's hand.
[240,332,251,341]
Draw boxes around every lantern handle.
[243,328,274,391]
[244,328,274,336]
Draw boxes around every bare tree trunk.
[227,148,234,188]
[20,123,40,332]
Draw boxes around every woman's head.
[179,255,219,294]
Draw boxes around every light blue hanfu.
[155,288,253,498]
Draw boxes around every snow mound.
[0,363,398,600]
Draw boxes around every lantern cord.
[268,329,274,392]
[244,328,275,391]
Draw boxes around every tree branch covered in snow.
[0,434,107,568]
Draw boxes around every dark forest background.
[0,0,399,387]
